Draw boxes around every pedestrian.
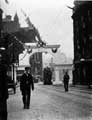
[47,67,52,85]
[20,67,34,109]
[63,72,70,92]
[43,68,47,85]
[0,64,9,120]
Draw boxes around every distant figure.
[63,72,70,92]
[47,67,52,85]
[20,67,34,109]
[43,67,52,85]
[43,68,47,85]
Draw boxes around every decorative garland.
[52,48,57,53]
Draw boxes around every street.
[7,83,92,120]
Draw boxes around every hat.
[25,67,30,70]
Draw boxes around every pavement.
[7,83,92,120]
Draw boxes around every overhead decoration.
[52,48,57,53]
[27,48,32,54]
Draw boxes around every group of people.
[20,67,70,109]
[0,66,34,120]
[20,67,70,110]
[43,66,70,91]
[43,67,52,85]
[20,67,70,111]
[0,64,70,120]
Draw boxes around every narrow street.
[7,83,92,120]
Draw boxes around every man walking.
[20,67,34,109]
[63,72,70,92]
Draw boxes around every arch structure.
[25,44,60,56]
[26,44,60,83]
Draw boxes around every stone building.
[29,52,43,80]
[2,13,43,82]
[3,14,20,33]
[72,1,92,86]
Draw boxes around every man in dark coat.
[63,72,70,92]
[0,63,9,120]
[20,67,34,109]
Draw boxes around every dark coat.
[20,73,34,95]
[0,64,9,101]
[63,74,70,84]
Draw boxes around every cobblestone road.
[7,83,92,120]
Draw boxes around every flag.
[5,0,9,4]
[21,9,33,28]
[26,17,33,28]
[21,9,43,43]
[67,6,73,10]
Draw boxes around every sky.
[1,0,74,58]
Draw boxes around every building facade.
[3,14,20,33]
[72,1,92,86]
[2,14,43,82]
[29,52,43,80]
